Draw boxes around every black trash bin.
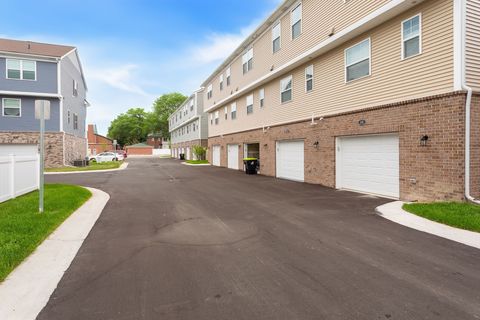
[243,158,258,175]
[180,153,185,160]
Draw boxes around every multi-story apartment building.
[202,0,480,202]
[0,38,89,167]
[169,88,208,159]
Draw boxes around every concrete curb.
[0,187,110,320]
[45,162,128,175]
[376,201,480,249]
[181,162,211,166]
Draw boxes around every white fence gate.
[0,154,39,203]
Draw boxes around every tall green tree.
[108,108,151,146]
[150,93,187,139]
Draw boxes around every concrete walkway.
[45,162,128,175]
[0,187,109,320]
[376,201,480,249]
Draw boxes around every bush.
[192,145,207,160]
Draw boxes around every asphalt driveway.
[40,158,480,320]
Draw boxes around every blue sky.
[0,0,281,135]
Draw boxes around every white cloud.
[86,64,149,96]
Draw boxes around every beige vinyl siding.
[205,0,391,107]
[466,0,480,91]
[208,0,453,137]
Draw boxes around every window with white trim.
[402,14,421,59]
[280,75,293,103]
[242,48,254,74]
[2,98,21,117]
[68,110,71,124]
[73,80,78,96]
[259,88,265,107]
[305,65,313,92]
[207,84,213,99]
[190,99,194,111]
[345,38,370,82]
[210,113,213,125]
[231,102,237,120]
[220,74,224,91]
[6,59,36,80]
[226,67,231,86]
[224,106,228,120]
[246,94,254,114]
[291,3,302,39]
[272,22,281,53]
[215,111,219,125]
[73,113,79,130]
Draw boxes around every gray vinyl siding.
[0,95,60,131]
[0,58,58,93]
[171,119,202,145]
[61,52,87,138]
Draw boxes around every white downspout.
[460,0,480,203]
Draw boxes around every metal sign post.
[35,100,51,213]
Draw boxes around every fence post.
[9,154,15,199]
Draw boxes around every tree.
[108,108,150,146]
[150,93,187,139]
[192,145,207,160]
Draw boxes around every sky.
[0,0,281,135]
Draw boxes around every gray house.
[0,38,89,167]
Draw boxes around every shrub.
[192,145,207,160]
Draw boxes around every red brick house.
[87,124,113,155]
[125,143,153,155]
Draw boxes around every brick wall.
[208,92,473,202]
[470,94,480,199]
[126,147,153,155]
[171,139,208,159]
[64,133,87,165]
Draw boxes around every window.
[226,67,231,86]
[280,75,293,103]
[220,74,224,91]
[68,110,71,124]
[231,102,237,120]
[242,48,254,74]
[73,113,79,130]
[210,113,213,125]
[6,59,36,80]
[259,88,265,107]
[193,123,196,132]
[207,84,213,99]
[345,38,371,82]
[246,94,254,114]
[305,65,313,92]
[402,14,421,59]
[224,106,228,120]
[215,111,219,125]
[190,99,194,111]
[73,80,78,96]
[291,3,302,39]
[2,98,21,117]
[272,22,281,53]
[187,125,189,134]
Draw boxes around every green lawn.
[403,202,480,233]
[0,184,91,282]
[46,161,122,172]
[185,160,209,165]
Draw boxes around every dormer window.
[6,59,36,80]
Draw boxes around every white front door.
[227,144,239,170]
[336,134,399,198]
[276,140,304,182]
[212,145,221,166]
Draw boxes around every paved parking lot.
[40,158,480,320]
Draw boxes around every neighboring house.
[0,38,89,167]
[146,133,165,149]
[87,124,113,155]
[202,0,480,202]
[125,143,153,155]
[169,88,208,160]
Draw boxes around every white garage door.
[0,144,38,156]
[227,144,239,170]
[186,147,191,160]
[276,140,304,182]
[212,145,221,166]
[336,134,399,198]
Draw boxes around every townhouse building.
[169,89,208,159]
[0,38,89,167]
[202,0,480,202]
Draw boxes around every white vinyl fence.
[152,148,171,157]
[0,154,39,203]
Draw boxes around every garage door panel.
[227,145,239,170]
[337,135,399,198]
[276,140,304,182]
[212,146,221,167]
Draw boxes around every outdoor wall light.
[313,141,319,148]
[264,144,268,147]
[420,135,429,146]
[358,119,367,126]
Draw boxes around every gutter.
[459,0,480,204]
